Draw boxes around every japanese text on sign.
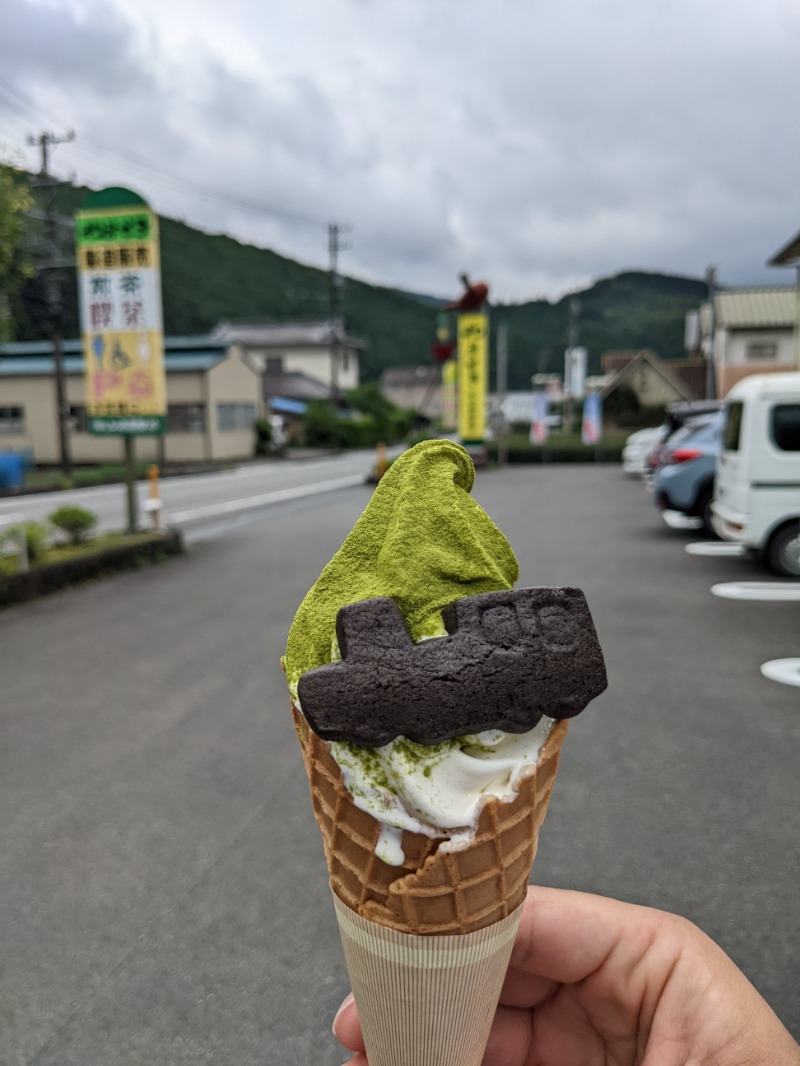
[457,312,488,443]
[76,212,151,244]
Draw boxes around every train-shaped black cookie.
[298,588,607,747]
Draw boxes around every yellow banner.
[457,312,488,442]
[441,358,457,430]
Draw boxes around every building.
[600,349,702,407]
[379,366,442,420]
[213,319,364,404]
[0,335,264,465]
[686,286,797,397]
[0,317,366,465]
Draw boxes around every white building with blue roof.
[0,334,264,465]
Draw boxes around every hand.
[333,886,800,1066]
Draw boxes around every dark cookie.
[297,588,607,746]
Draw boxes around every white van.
[712,373,800,577]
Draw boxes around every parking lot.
[1,461,798,1063]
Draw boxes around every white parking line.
[168,474,366,524]
[685,542,746,557]
[760,658,800,688]
[711,582,800,602]
[662,510,703,530]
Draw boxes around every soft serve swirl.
[285,439,551,865]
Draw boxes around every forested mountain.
[12,176,707,389]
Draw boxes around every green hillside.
[11,175,707,388]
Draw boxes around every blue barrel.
[0,453,25,491]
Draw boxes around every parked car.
[712,373,800,577]
[652,412,723,533]
[622,426,664,476]
[645,400,724,476]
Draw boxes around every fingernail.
[332,991,355,1036]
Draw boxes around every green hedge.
[487,439,625,464]
[0,529,184,606]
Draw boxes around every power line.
[0,78,326,229]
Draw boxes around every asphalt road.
[0,449,387,538]
[1,463,798,1065]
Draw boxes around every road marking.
[662,510,703,530]
[760,658,800,688]
[168,474,366,524]
[685,542,746,557]
[711,582,800,602]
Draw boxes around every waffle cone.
[292,704,568,935]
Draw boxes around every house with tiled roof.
[686,286,797,396]
[599,349,702,407]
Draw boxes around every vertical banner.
[76,190,166,435]
[441,358,458,431]
[530,391,549,444]
[457,312,488,444]
[582,391,602,445]
[564,346,587,399]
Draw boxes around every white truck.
[712,372,800,577]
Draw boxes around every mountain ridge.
[12,174,708,390]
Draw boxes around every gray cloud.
[1,0,799,301]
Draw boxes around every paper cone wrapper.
[332,887,523,1066]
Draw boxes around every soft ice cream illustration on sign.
[283,438,607,1066]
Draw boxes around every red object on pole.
[444,274,490,312]
[431,342,455,362]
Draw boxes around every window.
[723,402,743,451]
[746,341,778,361]
[167,404,206,432]
[265,356,284,374]
[0,406,25,433]
[217,403,256,431]
[771,404,800,452]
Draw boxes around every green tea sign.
[75,188,166,436]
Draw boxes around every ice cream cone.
[294,704,569,1066]
[292,703,568,935]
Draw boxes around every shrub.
[49,505,97,545]
[254,419,270,455]
[4,520,49,562]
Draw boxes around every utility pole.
[27,129,76,478]
[705,265,717,400]
[328,222,350,405]
[496,321,508,466]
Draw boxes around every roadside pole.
[124,437,138,534]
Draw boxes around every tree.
[0,161,32,340]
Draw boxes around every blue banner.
[582,392,602,445]
[529,391,549,444]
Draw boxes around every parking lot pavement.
[1,465,797,1064]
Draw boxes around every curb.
[0,528,185,607]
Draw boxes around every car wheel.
[765,522,800,578]
[695,485,719,538]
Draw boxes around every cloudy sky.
[1,0,799,302]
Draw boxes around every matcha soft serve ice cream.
[284,439,606,1066]
[286,439,555,867]
[285,438,606,933]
